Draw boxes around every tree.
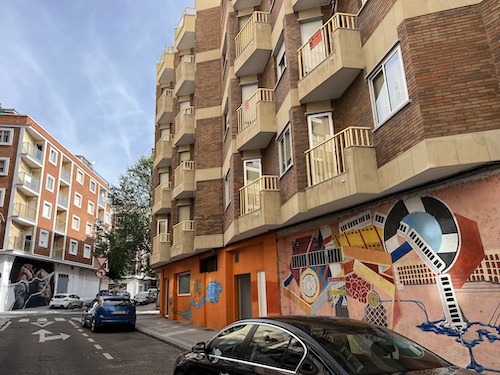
[93,154,153,281]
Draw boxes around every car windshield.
[103,299,133,307]
[305,322,450,375]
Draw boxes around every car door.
[187,323,254,375]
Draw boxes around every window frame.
[46,174,55,192]
[42,201,52,219]
[368,45,409,128]
[277,124,293,176]
[69,239,78,255]
[177,272,191,296]
[0,128,13,146]
[0,188,5,207]
[0,157,10,176]
[85,222,93,236]
[275,35,287,82]
[39,229,50,248]
[74,192,82,208]
[224,169,231,209]
[72,215,80,231]
[83,244,92,259]
[49,147,58,166]
[89,179,97,193]
[87,200,95,215]
[76,169,85,185]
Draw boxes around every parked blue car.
[81,296,136,332]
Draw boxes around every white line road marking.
[19,319,29,323]
[0,321,11,332]
[31,322,54,328]
[103,353,113,360]
[87,338,95,343]
[54,317,65,321]
[82,333,89,337]
[94,344,103,350]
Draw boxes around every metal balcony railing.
[17,172,40,192]
[239,175,278,216]
[235,12,269,57]
[60,168,71,183]
[305,126,372,186]
[58,192,69,208]
[13,202,37,221]
[9,236,33,252]
[297,13,357,79]
[55,219,66,232]
[237,89,273,133]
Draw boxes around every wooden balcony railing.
[239,175,278,216]
[305,126,372,186]
[237,89,273,133]
[297,13,357,79]
[235,12,269,57]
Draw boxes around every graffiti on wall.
[282,195,500,372]
[8,257,54,310]
[170,280,222,320]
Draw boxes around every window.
[74,193,82,208]
[39,229,49,248]
[224,169,231,209]
[278,125,293,175]
[89,179,96,193]
[49,147,58,165]
[369,45,409,126]
[0,158,9,175]
[178,272,190,295]
[207,324,253,360]
[0,188,5,206]
[85,222,93,236]
[83,244,92,259]
[69,239,78,255]
[46,174,55,192]
[76,169,84,184]
[72,215,80,231]
[275,37,286,80]
[244,325,305,370]
[0,129,13,145]
[223,103,230,140]
[307,112,333,147]
[87,201,95,215]
[200,255,218,273]
[42,201,52,219]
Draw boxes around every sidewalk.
[0,305,215,352]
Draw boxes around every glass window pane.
[208,324,254,359]
[385,51,407,111]
[373,70,390,123]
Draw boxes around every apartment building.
[0,107,111,311]
[152,0,499,370]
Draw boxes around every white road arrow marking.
[32,329,70,343]
[31,322,54,328]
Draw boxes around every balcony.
[57,192,69,209]
[60,167,71,185]
[237,89,276,151]
[152,182,172,215]
[173,161,196,199]
[171,220,195,258]
[20,142,43,168]
[297,13,364,103]
[173,106,195,146]
[154,134,173,168]
[292,0,331,11]
[151,233,172,267]
[238,176,281,234]
[9,236,32,252]
[156,46,175,85]
[156,89,175,125]
[55,218,66,233]
[233,0,261,11]
[17,172,40,196]
[52,246,64,260]
[305,126,379,212]
[175,55,195,97]
[12,203,36,224]
[174,7,195,51]
[234,12,272,77]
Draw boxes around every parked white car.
[49,293,83,309]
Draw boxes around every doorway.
[237,273,252,320]
[164,278,169,318]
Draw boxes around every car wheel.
[128,323,136,331]
[49,305,54,309]
[81,319,87,328]
[91,318,99,332]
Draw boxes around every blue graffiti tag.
[190,280,222,309]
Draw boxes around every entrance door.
[237,274,252,320]
[307,113,335,184]
[243,159,262,213]
[57,274,69,293]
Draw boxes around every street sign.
[95,256,108,269]
[95,268,106,279]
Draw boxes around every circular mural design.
[300,268,320,303]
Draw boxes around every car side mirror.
[192,342,206,353]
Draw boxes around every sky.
[0,0,193,186]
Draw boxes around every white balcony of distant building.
[175,55,195,97]
[57,192,69,210]
[297,13,364,103]
[174,7,195,51]
[154,134,173,168]
[20,142,43,168]
[11,202,37,224]
[236,89,276,151]
[17,172,40,196]
[152,182,172,215]
[171,220,195,258]
[173,106,195,146]
[234,12,272,77]
[9,236,33,253]
[156,89,175,125]
[173,161,195,200]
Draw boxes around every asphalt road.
[0,310,182,375]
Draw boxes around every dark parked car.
[81,296,136,332]
[174,316,476,375]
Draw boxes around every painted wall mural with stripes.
[278,175,500,373]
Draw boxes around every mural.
[281,191,500,373]
[170,279,222,320]
[8,257,54,310]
